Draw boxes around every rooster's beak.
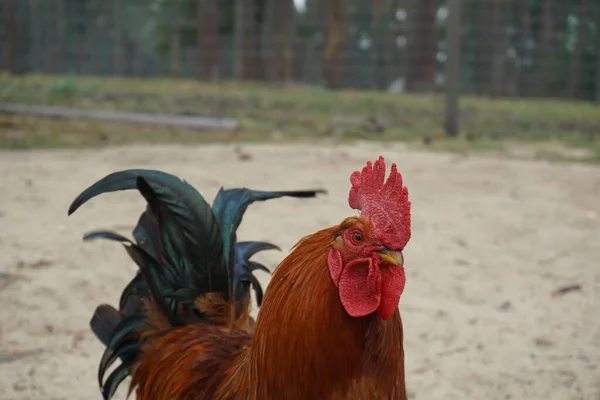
[377,249,404,267]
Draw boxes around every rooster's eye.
[352,233,363,242]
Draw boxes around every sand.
[0,143,599,400]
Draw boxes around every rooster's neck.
[355,310,407,398]
[239,227,367,398]
[230,227,406,399]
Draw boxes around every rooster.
[70,156,411,400]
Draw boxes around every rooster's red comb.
[348,156,411,250]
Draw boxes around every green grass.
[1,73,599,162]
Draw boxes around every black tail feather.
[236,241,280,262]
[134,175,228,306]
[118,272,147,318]
[98,315,147,387]
[102,363,130,400]
[132,208,162,262]
[69,169,327,400]
[90,305,123,347]
[212,187,326,268]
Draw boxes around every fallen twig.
[551,284,582,297]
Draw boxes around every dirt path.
[1,143,599,400]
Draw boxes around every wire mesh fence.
[1,0,599,102]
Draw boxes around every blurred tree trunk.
[445,0,462,137]
[29,0,41,72]
[113,0,125,75]
[304,0,320,31]
[475,0,528,97]
[281,1,295,83]
[370,0,381,89]
[54,0,64,73]
[595,3,600,102]
[234,0,261,80]
[535,0,556,97]
[75,1,87,73]
[489,0,509,97]
[262,0,295,82]
[170,29,182,77]
[323,0,346,88]
[515,0,532,96]
[1,0,16,72]
[383,0,400,87]
[197,0,220,80]
[299,0,321,82]
[565,0,589,98]
[474,1,493,93]
[406,0,436,92]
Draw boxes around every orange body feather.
[130,220,406,400]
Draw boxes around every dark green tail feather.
[134,176,228,300]
[69,169,326,399]
[84,230,183,324]
[212,187,327,267]
[102,363,130,400]
[90,305,123,347]
[235,241,281,262]
[117,273,146,317]
[132,208,162,262]
[97,315,147,388]
[70,169,230,304]
[247,260,271,274]
[232,242,277,307]
[68,169,194,215]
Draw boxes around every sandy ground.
[0,142,599,400]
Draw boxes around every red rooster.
[70,156,411,400]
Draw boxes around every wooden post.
[444,0,462,138]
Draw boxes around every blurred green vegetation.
[0,74,599,162]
